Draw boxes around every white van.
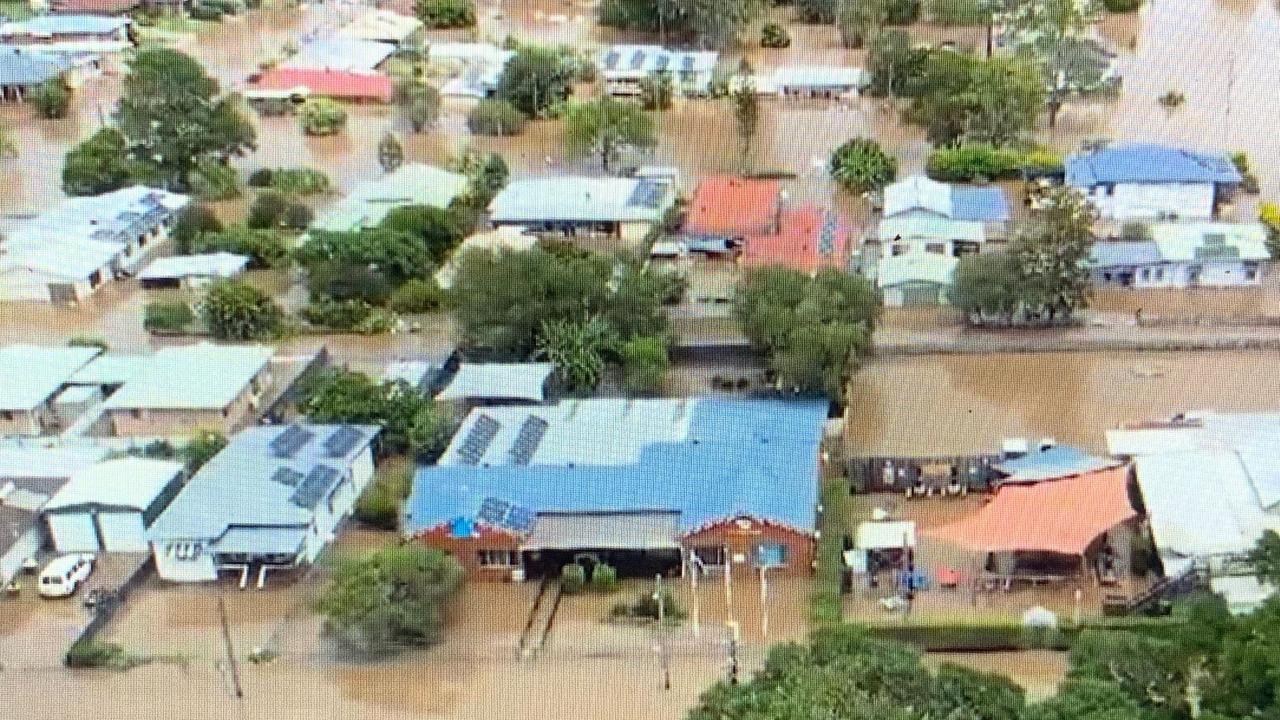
[38,554,94,598]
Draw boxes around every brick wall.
[683,516,815,576]
[413,523,522,582]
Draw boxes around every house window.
[925,243,946,254]
[757,543,788,567]
[130,408,143,420]
[692,545,726,566]
[1154,268,1164,281]
[477,549,519,567]
[1102,272,1112,282]
[1245,262,1259,281]
[1140,268,1151,280]
[169,542,203,560]
[88,270,102,288]
[891,244,907,256]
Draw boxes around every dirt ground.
[847,349,1280,456]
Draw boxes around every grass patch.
[65,639,146,670]
[0,1,34,20]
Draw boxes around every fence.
[63,555,155,664]
[846,455,1002,494]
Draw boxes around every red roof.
[250,68,394,102]
[685,176,782,237]
[741,207,851,274]
[925,467,1136,556]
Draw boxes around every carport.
[520,511,684,579]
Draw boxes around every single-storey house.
[768,65,870,98]
[338,9,422,46]
[247,67,394,103]
[282,37,396,74]
[43,457,183,553]
[741,207,851,275]
[0,476,65,585]
[1091,222,1269,288]
[405,398,827,581]
[877,215,988,258]
[0,186,190,303]
[428,42,513,98]
[311,163,469,234]
[1065,143,1242,221]
[148,423,379,586]
[0,344,101,436]
[488,176,676,241]
[100,343,274,437]
[0,15,132,54]
[137,252,249,290]
[596,45,718,98]
[383,352,458,394]
[0,45,74,101]
[684,175,782,241]
[435,362,555,405]
[884,175,1010,222]
[876,251,959,308]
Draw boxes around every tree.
[830,137,897,193]
[1067,630,1190,719]
[172,203,223,253]
[963,57,1045,145]
[299,98,348,135]
[797,0,837,22]
[317,545,463,654]
[562,97,657,171]
[414,0,475,27]
[378,133,404,173]
[1248,530,1280,586]
[297,228,433,288]
[731,81,759,173]
[29,79,71,119]
[620,335,669,395]
[949,253,1023,324]
[144,301,196,332]
[62,128,137,196]
[638,71,674,111]
[927,664,1025,720]
[1023,678,1148,720]
[1009,186,1095,321]
[115,48,255,189]
[597,0,763,48]
[466,99,528,136]
[300,368,452,455]
[866,29,928,95]
[733,267,880,397]
[200,279,283,340]
[496,46,575,117]
[247,189,290,229]
[394,81,440,132]
[379,204,464,262]
[1005,0,1105,127]
[535,317,618,393]
[189,227,289,268]
[182,430,227,470]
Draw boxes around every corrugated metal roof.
[436,362,554,404]
[101,343,272,411]
[406,399,827,535]
[44,457,181,512]
[1149,222,1270,263]
[1090,240,1162,267]
[685,175,781,237]
[209,526,307,554]
[249,67,394,101]
[994,445,1122,483]
[0,345,101,410]
[69,353,152,386]
[137,252,249,281]
[1066,143,1242,186]
[0,445,109,480]
[596,45,717,76]
[524,511,681,550]
[282,37,396,73]
[884,176,1010,222]
[771,65,869,89]
[878,215,986,243]
[0,46,73,85]
[312,164,469,232]
[488,177,675,224]
[1,15,130,35]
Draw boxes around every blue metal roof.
[405,399,827,536]
[1066,143,1242,186]
[1090,240,1162,267]
[0,46,72,86]
[950,186,1011,223]
[994,445,1122,483]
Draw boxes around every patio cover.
[523,511,681,551]
[925,467,1136,555]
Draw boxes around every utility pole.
[725,620,741,686]
[689,554,701,638]
[723,546,733,624]
[654,574,671,691]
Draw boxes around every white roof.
[0,445,110,480]
[876,252,958,288]
[435,227,537,288]
[489,177,675,224]
[426,42,513,65]
[338,9,422,43]
[878,215,986,244]
[884,176,953,217]
[44,457,182,512]
[102,343,272,411]
[1148,222,1270,263]
[137,253,249,281]
[856,520,916,550]
[436,363,554,403]
[1210,575,1276,614]
[70,354,152,386]
[0,345,101,410]
[771,65,869,89]
[283,37,396,73]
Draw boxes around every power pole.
[725,620,741,686]
[689,554,701,638]
[654,574,671,691]
[759,566,769,639]
[723,546,733,624]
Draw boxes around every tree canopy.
[199,279,283,340]
[299,368,452,456]
[906,53,1045,147]
[496,46,575,117]
[830,137,898,193]
[296,229,435,289]
[598,0,763,48]
[562,97,657,171]
[378,205,465,263]
[317,545,463,654]
[62,128,140,196]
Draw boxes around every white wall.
[153,541,218,582]
[47,512,99,553]
[98,512,148,552]
[301,447,374,563]
[1080,182,1216,221]
[0,525,41,585]
[1097,260,1263,289]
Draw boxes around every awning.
[210,527,307,555]
[523,511,681,551]
[925,467,1136,555]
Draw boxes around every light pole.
[725,620,741,686]
[759,565,769,639]
[654,574,671,691]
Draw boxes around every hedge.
[925,145,1064,183]
[864,616,1191,652]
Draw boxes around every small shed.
[43,457,183,553]
[137,252,249,289]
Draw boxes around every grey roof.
[0,345,101,410]
[1090,241,1162,268]
[436,363,554,403]
[1,15,129,35]
[149,423,380,542]
[770,65,869,89]
[69,353,152,386]
[209,526,307,554]
[137,253,249,282]
[101,343,272,411]
[312,164,468,232]
[44,457,181,513]
[524,511,681,550]
[597,45,717,75]
[0,46,73,86]
[282,37,396,73]
[488,177,675,224]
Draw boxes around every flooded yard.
[847,349,1280,455]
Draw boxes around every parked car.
[38,554,95,598]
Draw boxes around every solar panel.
[290,465,342,509]
[324,425,365,458]
[270,467,305,487]
[270,424,315,459]
[455,414,501,465]
[504,504,536,532]
[627,180,665,209]
[509,415,549,465]
[477,497,510,526]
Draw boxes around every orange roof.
[925,467,1136,555]
[250,68,394,102]
[741,207,850,274]
[685,176,781,237]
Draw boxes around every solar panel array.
[627,180,666,209]
[817,212,838,257]
[629,49,646,70]
[604,50,620,69]
[475,496,537,532]
[290,465,341,509]
[324,425,365,458]
[456,414,501,465]
[270,467,305,487]
[509,416,549,465]
[270,424,315,459]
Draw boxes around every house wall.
[1095,260,1265,289]
[0,267,97,303]
[413,523,523,581]
[299,446,374,563]
[0,408,43,436]
[0,525,41,585]
[1078,182,1216,221]
[152,540,218,582]
[682,517,814,576]
[881,282,948,308]
[107,366,272,437]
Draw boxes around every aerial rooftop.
[0,344,101,411]
[100,343,272,411]
[1065,143,1242,186]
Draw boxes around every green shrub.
[561,563,586,594]
[29,79,71,119]
[761,23,791,48]
[1120,222,1152,242]
[1102,0,1142,11]
[66,639,133,669]
[247,168,274,187]
[144,301,196,332]
[591,563,619,593]
[609,589,684,622]
[925,144,1064,182]
[67,336,109,351]
[830,137,897,193]
[270,167,331,195]
[189,227,289,268]
[926,0,986,25]
[302,298,376,330]
[387,278,444,314]
[190,159,241,201]
[885,0,921,23]
[247,190,289,229]
[172,203,223,254]
[189,4,224,21]
[466,99,528,136]
[415,0,475,27]
[299,98,348,136]
[282,202,314,230]
[355,308,397,334]
[353,466,412,529]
